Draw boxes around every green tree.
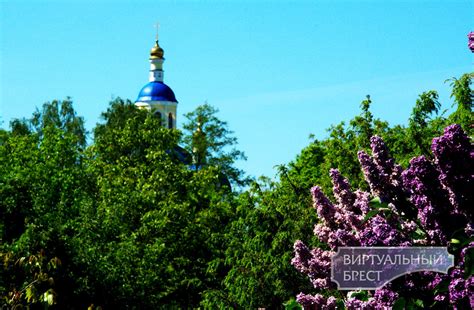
[182,103,249,187]
[215,73,472,308]
[31,97,87,147]
[67,99,236,308]
[447,72,473,134]
[405,90,443,155]
[1,98,88,307]
[291,96,385,196]
[2,73,471,308]
[203,173,318,309]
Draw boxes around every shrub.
[292,124,473,309]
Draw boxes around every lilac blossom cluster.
[292,240,335,290]
[292,124,473,309]
[469,32,474,53]
[296,293,337,310]
[358,136,415,218]
[344,288,398,310]
[431,124,473,219]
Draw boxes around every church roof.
[136,81,178,103]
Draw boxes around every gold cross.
[155,22,160,41]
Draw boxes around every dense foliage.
[182,103,250,187]
[1,73,472,308]
[1,99,238,308]
[213,73,472,308]
[293,125,473,309]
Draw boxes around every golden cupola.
[150,40,164,59]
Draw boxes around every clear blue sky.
[1,0,472,179]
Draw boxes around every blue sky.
[1,0,472,179]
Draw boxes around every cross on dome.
[155,22,160,41]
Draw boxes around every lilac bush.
[292,124,473,309]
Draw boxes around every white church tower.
[135,30,178,129]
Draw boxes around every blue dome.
[136,81,178,103]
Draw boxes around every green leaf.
[392,297,406,310]
[26,286,36,303]
[370,197,381,204]
[283,298,302,310]
[349,290,369,301]
[362,209,379,223]
[414,299,424,308]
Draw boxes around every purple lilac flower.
[311,186,337,226]
[358,150,386,198]
[296,293,326,309]
[313,223,331,243]
[427,273,446,290]
[292,240,313,274]
[449,277,467,305]
[431,124,473,219]
[358,136,402,202]
[311,180,362,248]
[293,125,473,307]
[469,32,474,52]
[292,240,334,289]
[370,136,395,176]
[296,293,337,310]
[465,223,473,237]
[359,215,409,246]
[307,247,334,289]
[345,297,377,310]
[329,170,366,231]
[400,220,417,234]
[310,278,331,290]
[354,190,371,215]
[447,266,474,308]
[343,211,364,231]
[369,136,404,192]
[316,154,411,249]
[373,287,398,308]
[331,229,359,247]
[390,164,404,189]
[402,155,452,244]
[467,276,474,309]
[329,168,357,213]
[434,294,447,302]
[459,242,474,269]
[325,296,337,309]
[329,169,365,230]
[344,297,364,310]
[359,137,416,218]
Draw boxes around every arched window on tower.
[168,113,173,129]
[154,111,162,126]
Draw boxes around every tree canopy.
[1,73,472,308]
[182,103,250,187]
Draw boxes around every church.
[134,37,178,129]
[132,35,195,165]
[132,35,232,188]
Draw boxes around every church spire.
[149,23,165,82]
[135,25,178,129]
